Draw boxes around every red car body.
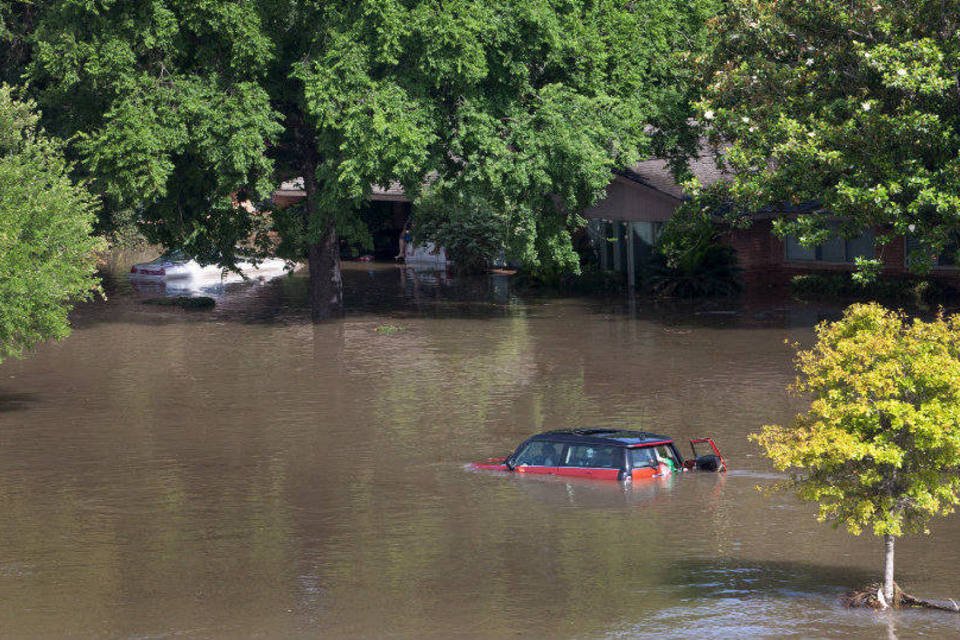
[471,429,725,482]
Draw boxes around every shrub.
[791,274,958,306]
[646,207,742,298]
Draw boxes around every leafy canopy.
[0,84,103,362]
[25,0,282,264]
[696,0,960,274]
[19,0,716,274]
[752,303,960,537]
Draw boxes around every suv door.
[557,444,622,480]
[628,446,660,480]
[511,440,563,475]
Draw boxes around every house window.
[630,221,663,264]
[589,219,663,273]
[906,233,959,268]
[785,236,816,261]
[785,227,874,263]
[587,220,615,270]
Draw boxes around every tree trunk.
[308,224,343,321]
[300,148,343,321]
[883,534,896,603]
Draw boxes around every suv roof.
[530,429,673,448]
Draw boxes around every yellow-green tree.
[753,303,960,604]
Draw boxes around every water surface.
[1,264,958,639]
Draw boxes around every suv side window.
[514,441,563,466]
[563,445,621,469]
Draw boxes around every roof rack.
[536,428,673,444]
[571,428,617,436]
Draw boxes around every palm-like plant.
[646,208,741,298]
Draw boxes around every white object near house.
[129,251,291,286]
[404,242,452,266]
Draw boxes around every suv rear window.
[563,445,620,469]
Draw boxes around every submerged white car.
[402,241,452,266]
[129,250,290,286]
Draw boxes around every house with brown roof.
[583,153,959,287]
[272,160,959,283]
[581,152,727,287]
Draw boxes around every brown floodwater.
[1,263,959,639]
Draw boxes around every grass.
[374,323,405,335]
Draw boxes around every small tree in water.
[752,303,960,605]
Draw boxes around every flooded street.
[1,264,959,639]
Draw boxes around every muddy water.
[1,264,959,639]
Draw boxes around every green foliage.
[562,267,627,295]
[0,84,103,362]
[414,190,509,274]
[11,0,717,289]
[646,244,741,298]
[790,274,957,306]
[696,0,960,279]
[24,0,282,266]
[292,0,718,273]
[647,206,742,298]
[850,257,883,285]
[373,323,404,336]
[752,303,960,538]
[512,265,625,296]
[0,1,33,85]
[101,207,151,251]
[271,200,309,262]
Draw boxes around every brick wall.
[726,223,960,284]
[722,220,779,270]
[879,234,906,274]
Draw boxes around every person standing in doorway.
[395,222,412,260]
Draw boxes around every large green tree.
[753,303,960,605]
[10,0,714,318]
[0,84,102,362]
[694,0,960,275]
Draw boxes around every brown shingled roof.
[619,151,728,200]
[275,150,727,206]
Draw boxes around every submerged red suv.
[470,429,725,482]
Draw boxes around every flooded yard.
[1,263,958,638]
